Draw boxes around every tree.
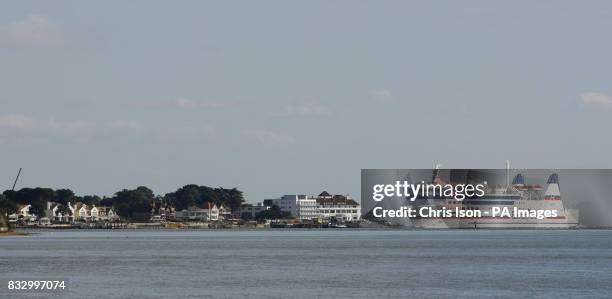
[152,196,164,214]
[0,194,17,215]
[57,204,71,216]
[199,186,218,206]
[56,204,72,222]
[25,188,56,217]
[100,196,113,207]
[241,212,253,220]
[80,195,101,206]
[56,189,75,205]
[112,187,155,221]
[255,205,283,220]
[163,184,244,211]
[166,184,200,211]
[219,188,244,211]
[165,185,245,211]
[1,193,16,231]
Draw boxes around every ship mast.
[505,160,510,188]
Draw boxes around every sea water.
[1,229,611,298]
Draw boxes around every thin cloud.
[108,119,144,131]
[245,129,296,145]
[0,115,93,136]
[47,119,92,134]
[0,114,35,129]
[0,15,63,46]
[167,125,216,139]
[369,89,394,102]
[174,97,229,109]
[580,92,612,106]
[276,103,333,117]
[175,97,198,109]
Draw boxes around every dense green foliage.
[112,186,155,221]
[1,184,245,221]
[255,205,292,220]
[164,185,244,211]
[0,193,17,214]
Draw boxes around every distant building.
[16,204,32,218]
[48,202,119,223]
[8,201,116,224]
[238,203,270,218]
[46,202,74,223]
[218,204,231,220]
[38,217,51,226]
[315,192,360,221]
[174,204,220,221]
[95,206,118,222]
[8,204,36,223]
[72,202,91,221]
[262,191,361,221]
[272,195,318,220]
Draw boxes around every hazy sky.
[2,1,612,203]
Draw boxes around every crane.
[12,168,22,191]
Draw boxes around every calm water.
[1,229,612,298]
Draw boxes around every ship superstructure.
[412,164,579,229]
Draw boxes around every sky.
[1,1,612,203]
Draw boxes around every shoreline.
[10,226,612,231]
[0,231,31,236]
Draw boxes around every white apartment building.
[273,195,318,220]
[266,192,360,221]
[316,192,361,221]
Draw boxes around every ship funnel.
[544,173,561,200]
[547,173,559,184]
[512,174,525,186]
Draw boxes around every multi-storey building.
[315,192,361,221]
[263,192,361,221]
[272,195,318,220]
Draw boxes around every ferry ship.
[412,165,579,229]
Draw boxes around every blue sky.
[1,1,612,202]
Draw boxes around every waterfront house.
[90,206,99,220]
[66,202,118,222]
[8,204,37,223]
[45,202,74,223]
[174,204,219,221]
[209,204,219,220]
[218,204,232,219]
[39,217,51,225]
[72,202,90,221]
[96,206,119,221]
[17,204,32,218]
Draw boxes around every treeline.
[0,185,244,221]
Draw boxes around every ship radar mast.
[432,162,441,184]
[505,160,510,188]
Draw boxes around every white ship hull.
[410,171,579,229]
[413,212,579,229]
[412,200,579,229]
